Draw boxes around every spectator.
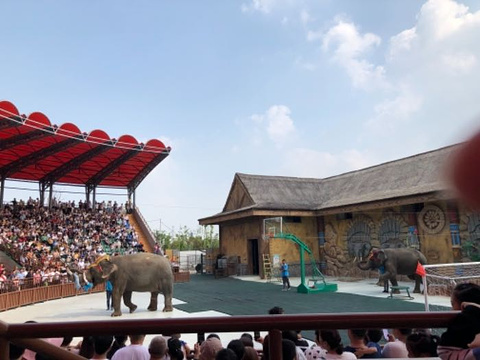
[268,306,284,315]
[440,283,480,349]
[170,333,191,359]
[382,328,412,358]
[315,329,356,360]
[107,335,128,359]
[149,336,168,360]
[304,345,326,360]
[193,337,223,360]
[90,335,114,360]
[239,334,254,348]
[112,334,149,360]
[168,337,185,360]
[406,332,439,358]
[282,339,297,360]
[343,329,376,358]
[282,330,307,360]
[215,348,237,360]
[365,329,383,358]
[227,339,245,359]
[450,282,480,310]
[241,347,259,360]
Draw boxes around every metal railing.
[0,311,457,359]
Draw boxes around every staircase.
[263,254,272,281]
[128,213,154,253]
[0,250,19,271]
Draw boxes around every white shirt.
[324,352,357,360]
[111,344,150,360]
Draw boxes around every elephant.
[70,253,174,317]
[357,248,427,293]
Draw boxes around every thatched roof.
[199,145,458,224]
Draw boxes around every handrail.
[133,205,158,253]
[0,311,458,360]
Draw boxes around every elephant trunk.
[357,260,372,271]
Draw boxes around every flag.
[416,261,426,277]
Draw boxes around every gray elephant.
[357,248,427,293]
[72,253,174,317]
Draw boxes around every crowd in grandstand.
[0,197,143,292]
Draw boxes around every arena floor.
[1,274,451,349]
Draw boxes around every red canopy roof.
[0,100,171,191]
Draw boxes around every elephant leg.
[111,288,123,317]
[413,275,422,293]
[390,278,400,294]
[163,284,173,312]
[123,291,137,314]
[148,292,158,311]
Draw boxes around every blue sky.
[2,0,480,233]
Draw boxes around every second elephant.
[357,248,427,293]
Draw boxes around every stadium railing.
[0,311,457,359]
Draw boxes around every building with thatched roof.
[199,145,480,278]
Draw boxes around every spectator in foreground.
[215,348,237,360]
[241,346,259,360]
[193,337,223,360]
[112,334,149,360]
[90,335,114,360]
[382,328,412,358]
[148,336,168,360]
[406,332,439,358]
[315,329,356,360]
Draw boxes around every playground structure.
[264,217,338,294]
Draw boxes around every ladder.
[263,254,272,281]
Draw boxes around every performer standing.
[281,259,291,291]
[106,280,113,310]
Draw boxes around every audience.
[0,199,143,293]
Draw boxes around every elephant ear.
[376,250,387,263]
[101,263,118,279]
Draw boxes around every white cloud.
[320,20,387,90]
[282,148,375,178]
[388,28,417,60]
[366,88,423,132]
[442,52,477,73]
[416,0,480,41]
[245,105,297,147]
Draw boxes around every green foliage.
[154,225,219,251]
